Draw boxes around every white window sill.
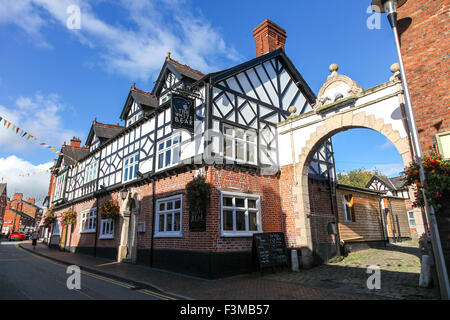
[221,231,260,238]
[99,235,114,240]
[154,232,182,238]
[80,230,96,234]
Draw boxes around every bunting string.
[0,114,82,168]
[1,169,52,182]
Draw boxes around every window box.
[154,195,183,238]
[220,191,261,237]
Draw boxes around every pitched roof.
[206,48,316,104]
[58,145,90,167]
[86,120,124,146]
[151,56,205,96]
[167,57,204,81]
[120,86,158,121]
[389,176,406,190]
[367,175,406,191]
[131,88,158,110]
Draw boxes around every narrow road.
[0,241,168,300]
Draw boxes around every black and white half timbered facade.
[47,20,337,278]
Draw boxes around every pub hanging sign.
[171,94,195,133]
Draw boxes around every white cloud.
[371,163,405,178]
[0,0,241,80]
[378,140,394,150]
[0,155,52,206]
[0,92,82,153]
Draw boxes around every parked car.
[8,232,27,241]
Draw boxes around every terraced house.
[46,20,341,278]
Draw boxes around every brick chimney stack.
[253,19,287,57]
[70,137,81,148]
[12,193,23,201]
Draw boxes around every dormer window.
[126,112,142,127]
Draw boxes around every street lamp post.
[371,0,449,299]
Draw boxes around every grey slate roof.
[369,175,406,191]
[131,89,158,110]
[60,145,90,166]
[167,60,204,81]
[94,123,124,141]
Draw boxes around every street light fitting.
[371,0,407,13]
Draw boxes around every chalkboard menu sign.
[171,94,195,133]
[253,232,289,269]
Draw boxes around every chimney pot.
[253,19,287,57]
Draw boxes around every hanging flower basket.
[62,210,77,226]
[186,174,211,212]
[43,209,56,228]
[101,200,120,219]
[404,149,450,214]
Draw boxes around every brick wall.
[52,166,283,258]
[398,0,450,152]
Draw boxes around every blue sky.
[0,0,404,200]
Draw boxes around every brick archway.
[292,111,412,266]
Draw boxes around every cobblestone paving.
[265,240,440,300]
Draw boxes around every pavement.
[14,240,387,300]
[0,241,170,300]
[265,240,440,300]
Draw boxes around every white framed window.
[154,195,182,237]
[342,194,355,222]
[123,152,139,182]
[99,219,114,239]
[220,191,261,237]
[80,208,97,233]
[55,173,66,200]
[157,135,180,170]
[84,162,98,184]
[223,124,257,164]
[408,211,416,228]
[52,218,62,235]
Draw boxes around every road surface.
[0,240,172,300]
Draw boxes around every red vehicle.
[8,232,27,241]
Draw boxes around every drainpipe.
[327,146,341,257]
[150,179,156,267]
[378,194,388,247]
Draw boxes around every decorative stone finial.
[390,63,400,73]
[329,64,339,73]
[131,82,135,89]
[167,52,171,60]
[288,105,297,117]
[390,63,401,81]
